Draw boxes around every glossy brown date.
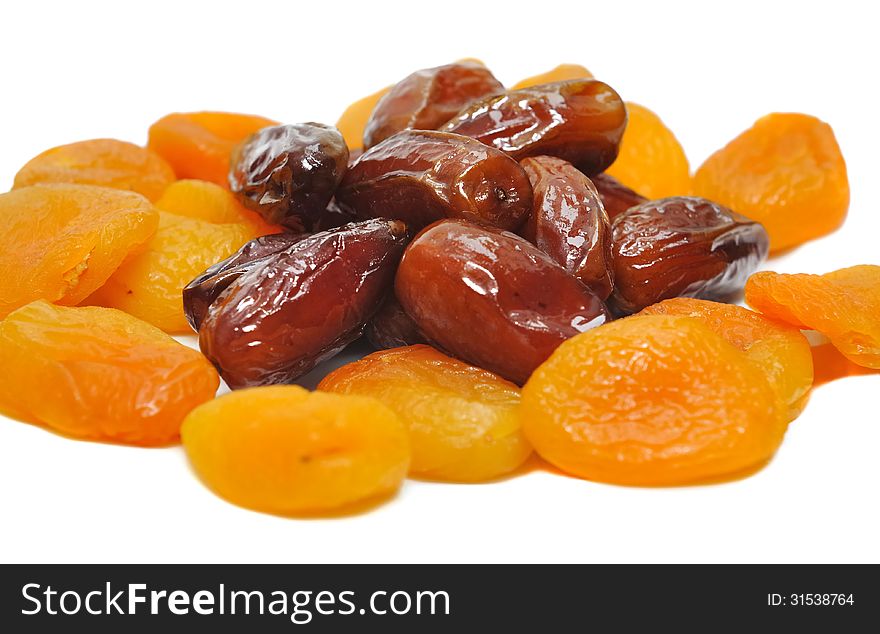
[315,199,358,231]
[363,62,504,149]
[182,232,308,332]
[519,156,613,299]
[365,295,427,350]
[336,130,532,231]
[229,123,349,231]
[610,196,769,314]
[395,219,610,384]
[591,172,648,220]
[442,79,627,175]
[199,219,408,389]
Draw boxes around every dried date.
[365,295,428,350]
[442,79,626,175]
[519,156,613,299]
[199,219,408,388]
[610,197,769,314]
[336,130,532,231]
[591,172,648,220]
[395,219,610,384]
[229,123,349,231]
[182,232,308,331]
[363,62,503,149]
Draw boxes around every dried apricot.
[0,301,218,445]
[812,343,880,386]
[605,103,691,199]
[746,266,880,369]
[0,184,158,319]
[147,111,277,187]
[639,298,813,421]
[694,113,849,252]
[87,212,256,333]
[181,386,409,515]
[511,64,593,90]
[522,315,786,486]
[13,139,175,202]
[335,85,392,149]
[155,179,281,235]
[319,345,531,482]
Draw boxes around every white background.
[0,0,878,564]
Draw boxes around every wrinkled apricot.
[640,298,813,420]
[811,343,880,386]
[87,212,256,333]
[605,103,691,199]
[0,184,158,319]
[335,86,392,150]
[154,179,281,235]
[511,64,593,90]
[0,301,218,445]
[147,111,277,187]
[522,315,786,486]
[746,266,880,369]
[694,113,849,252]
[13,139,175,202]
[319,345,531,482]
[181,386,409,515]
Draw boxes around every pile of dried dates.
[2,59,874,517]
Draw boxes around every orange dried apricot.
[639,298,813,420]
[746,266,880,369]
[87,211,257,333]
[147,111,277,187]
[811,342,880,386]
[522,315,786,486]
[511,64,593,90]
[0,184,158,319]
[335,85,392,150]
[694,113,849,252]
[605,102,691,199]
[181,386,409,515]
[0,301,218,445]
[319,345,531,482]
[154,179,281,235]
[13,139,175,202]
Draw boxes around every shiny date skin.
[336,130,532,231]
[229,123,349,231]
[610,197,770,314]
[396,219,610,384]
[442,79,627,175]
[182,232,308,332]
[591,173,648,220]
[520,156,613,299]
[365,295,428,350]
[199,219,408,389]
[363,62,504,149]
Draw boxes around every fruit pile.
[1,60,875,517]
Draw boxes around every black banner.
[0,564,876,631]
